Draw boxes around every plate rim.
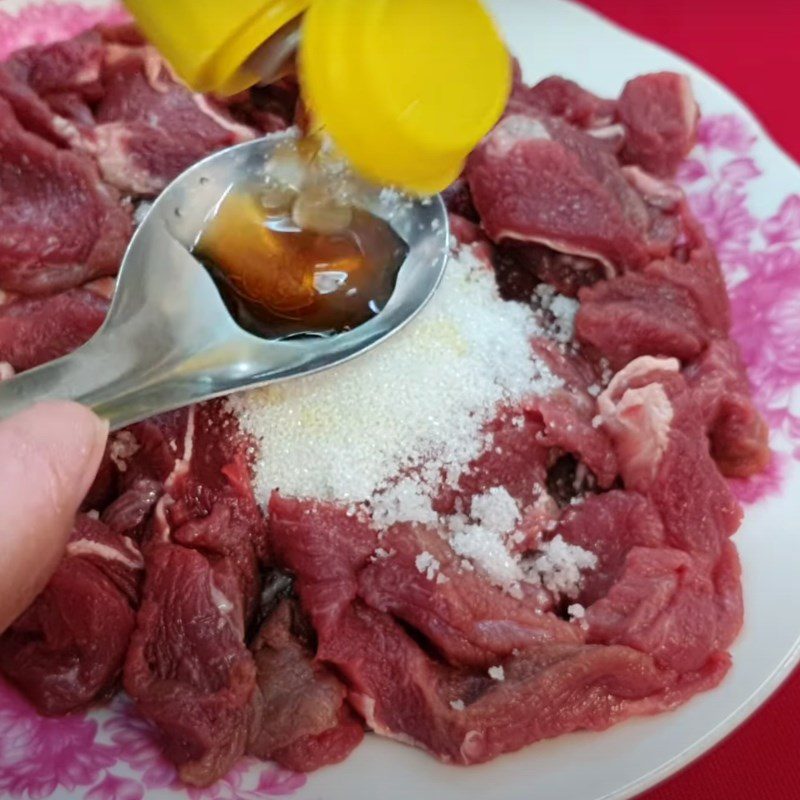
[1,2,799,799]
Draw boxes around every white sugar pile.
[231,243,562,504]
[230,242,596,600]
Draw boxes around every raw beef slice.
[466,113,652,270]
[124,544,256,787]
[686,339,770,477]
[124,403,268,787]
[618,73,699,178]
[0,96,131,294]
[597,357,742,556]
[0,288,109,370]
[0,514,142,714]
[247,598,363,771]
[86,42,254,195]
[268,494,729,764]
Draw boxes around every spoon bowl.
[0,132,449,429]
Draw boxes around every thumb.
[0,401,108,633]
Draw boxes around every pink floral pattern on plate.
[679,114,800,495]
[1,2,800,799]
[0,0,129,60]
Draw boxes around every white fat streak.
[602,356,680,399]
[209,579,234,615]
[352,694,423,748]
[488,114,551,158]
[588,123,626,141]
[192,95,256,143]
[164,406,196,492]
[90,124,166,195]
[494,229,616,278]
[599,383,675,484]
[153,496,173,543]
[67,538,144,570]
[622,165,684,209]
[598,356,679,486]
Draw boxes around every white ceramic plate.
[1,2,800,799]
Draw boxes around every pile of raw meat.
[0,24,770,788]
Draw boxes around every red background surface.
[577,3,800,797]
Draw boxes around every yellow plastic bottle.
[123,0,511,195]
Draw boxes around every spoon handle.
[0,324,270,430]
[0,328,194,430]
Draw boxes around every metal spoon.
[0,133,449,430]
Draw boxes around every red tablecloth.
[576,4,800,797]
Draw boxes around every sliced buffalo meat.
[123,401,268,787]
[358,523,581,669]
[0,288,108,370]
[246,598,363,770]
[686,339,770,477]
[618,73,699,178]
[0,97,132,294]
[224,76,300,135]
[294,601,728,766]
[7,30,105,105]
[0,61,78,146]
[555,491,665,606]
[576,271,711,370]
[268,490,732,764]
[84,43,254,195]
[597,357,742,556]
[509,75,616,130]
[124,544,256,787]
[526,339,618,488]
[585,542,742,674]
[0,514,142,714]
[438,410,551,515]
[441,176,479,222]
[493,240,605,301]
[644,254,730,337]
[466,112,653,271]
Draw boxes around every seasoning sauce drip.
[193,141,409,339]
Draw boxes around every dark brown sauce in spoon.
[193,185,408,339]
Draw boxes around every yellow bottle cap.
[300,0,511,195]
[123,0,310,95]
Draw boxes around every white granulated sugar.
[450,518,523,591]
[450,699,466,711]
[371,476,439,528]
[534,284,580,344]
[488,665,505,681]
[232,244,561,505]
[415,551,440,581]
[524,535,597,600]
[567,603,586,620]
[444,489,524,592]
[470,487,521,535]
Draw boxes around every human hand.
[0,402,108,634]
